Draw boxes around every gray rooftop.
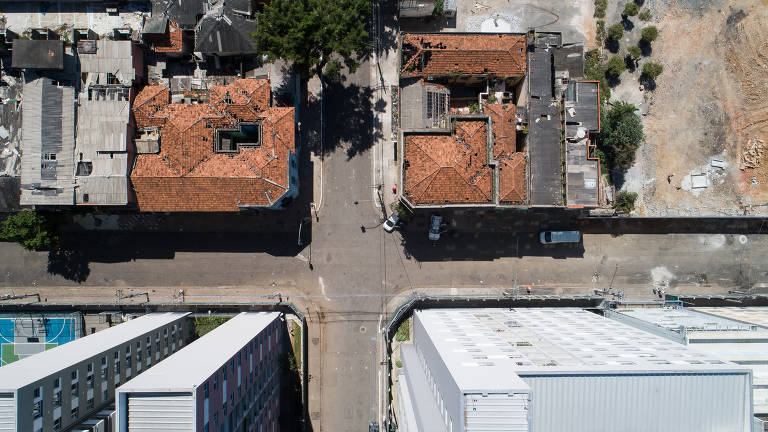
[0,313,189,391]
[564,81,599,137]
[554,44,584,80]
[11,40,64,70]
[19,77,76,205]
[400,344,448,432]
[566,140,599,207]
[118,312,279,393]
[142,16,169,34]
[74,97,132,206]
[194,6,257,54]
[527,45,562,206]
[615,306,763,333]
[78,40,138,86]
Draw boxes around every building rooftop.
[194,6,257,55]
[401,33,526,78]
[487,103,525,204]
[403,118,493,206]
[117,312,278,392]
[554,43,585,80]
[74,97,132,205]
[692,307,768,330]
[415,308,747,382]
[11,40,64,70]
[613,305,760,334]
[528,42,563,206]
[143,19,186,53]
[77,40,139,86]
[153,0,205,29]
[130,79,295,211]
[0,313,189,391]
[19,77,76,206]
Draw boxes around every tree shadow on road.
[313,80,383,160]
[47,250,90,283]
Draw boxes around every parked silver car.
[428,215,443,241]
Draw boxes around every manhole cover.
[359,326,367,333]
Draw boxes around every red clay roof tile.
[130,79,295,212]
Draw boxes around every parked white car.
[539,230,581,244]
[383,213,399,233]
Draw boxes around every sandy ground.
[630,0,768,216]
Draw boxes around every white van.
[539,230,581,244]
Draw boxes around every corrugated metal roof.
[693,307,768,330]
[11,40,64,70]
[117,312,279,392]
[0,313,189,391]
[19,77,75,205]
[78,40,136,84]
[74,98,132,205]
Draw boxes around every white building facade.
[117,312,283,432]
[398,308,754,432]
[0,312,190,432]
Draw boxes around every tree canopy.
[623,3,639,17]
[607,23,624,41]
[598,102,644,171]
[606,55,626,77]
[642,61,664,79]
[0,210,60,251]
[253,0,370,78]
[641,26,659,43]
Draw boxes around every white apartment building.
[0,312,190,432]
[117,312,283,432]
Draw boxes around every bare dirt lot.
[632,0,768,216]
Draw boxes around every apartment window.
[214,374,219,390]
[87,398,94,409]
[71,382,79,397]
[52,389,61,407]
[33,387,41,398]
[53,418,61,431]
[87,374,94,390]
[71,407,79,420]
[87,363,93,373]
[32,400,43,418]
[204,382,209,399]
[72,370,78,381]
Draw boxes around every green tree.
[606,55,626,78]
[623,3,639,17]
[641,26,659,43]
[596,20,606,42]
[638,9,652,21]
[253,0,370,78]
[598,102,644,171]
[0,211,60,251]
[627,45,642,60]
[642,61,664,79]
[607,23,624,41]
[594,0,607,18]
[614,191,638,212]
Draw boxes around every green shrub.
[641,26,659,43]
[606,55,626,77]
[614,191,638,212]
[594,0,607,18]
[607,23,624,41]
[0,211,60,251]
[642,61,664,79]
[638,9,652,21]
[596,20,606,42]
[585,49,611,103]
[194,316,232,337]
[627,45,642,60]
[432,0,443,15]
[623,3,639,16]
[395,319,410,342]
[396,360,403,368]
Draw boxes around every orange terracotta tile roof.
[133,85,170,128]
[130,79,296,212]
[144,19,185,53]
[401,33,526,77]
[498,153,526,204]
[403,120,494,205]
[486,103,526,204]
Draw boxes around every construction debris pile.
[739,137,765,170]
